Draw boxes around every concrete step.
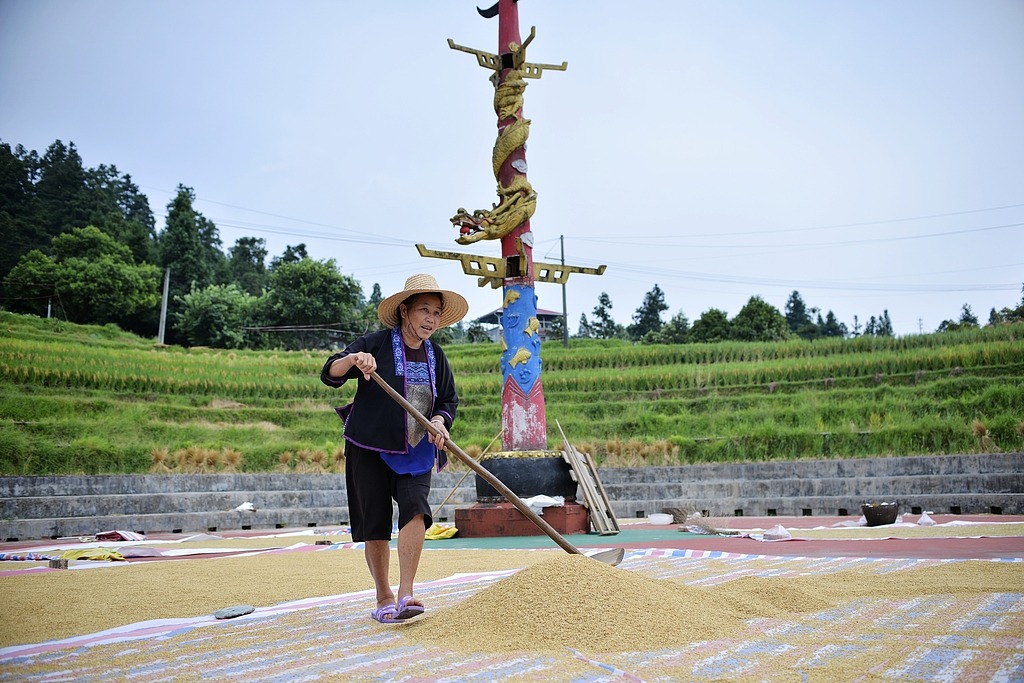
[0,473,477,540]
[602,473,1020,502]
[0,507,350,541]
[0,471,475,497]
[0,493,477,542]
[0,490,349,519]
[0,474,349,498]
[597,452,1024,485]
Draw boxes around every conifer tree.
[628,284,668,340]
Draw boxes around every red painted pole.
[494,0,548,451]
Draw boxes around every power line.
[572,221,1024,250]
[136,181,1022,252]
[584,260,1020,294]
[577,202,1024,240]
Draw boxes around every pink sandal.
[371,603,399,623]
[395,595,425,620]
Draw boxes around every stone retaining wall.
[2,453,1021,540]
[600,452,1024,520]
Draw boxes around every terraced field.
[1,311,1021,474]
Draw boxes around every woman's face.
[400,293,443,343]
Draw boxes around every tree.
[576,312,593,338]
[174,283,257,349]
[783,291,809,330]
[628,284,668,340]
[3,226,160,329]
[466,321,491,343]
[36,140,90,240]
[877,310,894,337]
[159,185,215,342]
[862,310,894,337]
[198,215,228,285]
[588,292,625,339]
[937,303,982,333]
[547,314,566,344]
[256,257,364,350]
[690,308,730,343]
[2,250,57,317]
[0,141,45,277]
[228,237,268,296]
[730,296,789,342]
[783,290,822,339]
[116,174,157,248]
[367,282,384,309]
[958,304,978,327]
[270,244,308,270]
[92,169,157,265]
[648,310,689,344]
[431,324,457,346]
[354,281,385,332]
[820,310,847,338]
[0,140,158,278]
[989,285,1024,325]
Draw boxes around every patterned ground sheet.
[1,548,1022,682]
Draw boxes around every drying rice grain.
[3,541,1022,660]
[406,554,815,652]
[406,555,1024,654]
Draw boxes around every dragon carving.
[452,56,537,245]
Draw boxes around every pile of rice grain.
[407,554,1024,654]
[406,554,821,652]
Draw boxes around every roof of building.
[473,307,562,325]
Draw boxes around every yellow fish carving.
[524,317,540,337]
[508,348,532,368]
[503,290,520,308]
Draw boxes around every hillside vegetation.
[1,311,1022,475]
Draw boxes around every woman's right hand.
[351,352,376,380]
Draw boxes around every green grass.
[1,311,1022,474]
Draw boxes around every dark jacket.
[320,328,458,454]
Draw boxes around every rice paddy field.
[1,311,1023,475]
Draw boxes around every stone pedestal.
[455,501,589,538]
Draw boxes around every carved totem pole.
[418,0,604,454]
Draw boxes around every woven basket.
[861,503,899,527]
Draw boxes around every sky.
[2,0,1022,337]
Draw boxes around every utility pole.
[158,267,170,344]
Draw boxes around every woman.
[320,273,469,623]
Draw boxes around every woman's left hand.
[428,417,449,450]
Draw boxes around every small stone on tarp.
[213,604,255,620]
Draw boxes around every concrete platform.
[2,513,1022,682]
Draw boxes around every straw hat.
[377,274,470,328]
